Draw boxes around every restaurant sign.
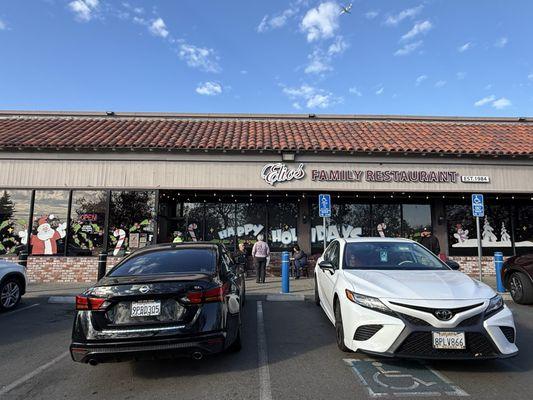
[260,163,491,185]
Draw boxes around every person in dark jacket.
[419,227,441,255]
[292,244,308,279]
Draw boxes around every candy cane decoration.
[377,223,387,238]
[188,223,198,242]
[113,228,126,256]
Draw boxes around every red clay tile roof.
[0,112,532,157]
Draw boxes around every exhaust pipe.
[191,352,203,360]
[88,359,99,366]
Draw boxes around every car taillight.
[186,283,229,304]
[75,295,106,311]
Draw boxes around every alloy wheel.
[1,281,20,309]
[510,275,523,300]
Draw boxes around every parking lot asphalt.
[0,280,532,400]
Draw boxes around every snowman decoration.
[453,223,469,243]
[482,216,498,243]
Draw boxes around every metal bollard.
[281,251,290,294]
[18,251,28,269]
[97,251,108,281]
[494,252,505,293]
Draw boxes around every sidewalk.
[23,274,510,302]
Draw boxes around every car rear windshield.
[343,242,448,271]
[108,248,217,277]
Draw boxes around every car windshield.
[108,248,217,277]
[343,242,448,271]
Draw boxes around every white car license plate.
[130,301,161,317]
[432,331,466,349]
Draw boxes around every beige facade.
[1,152,533,193]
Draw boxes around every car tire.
[509,272,533,305]
[334,299,351,352]
[314,275,320,306]
[0,278,22,312]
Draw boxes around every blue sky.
[0,0,532,116]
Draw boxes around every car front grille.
[397,313,431,327]
[354,325,383,341]
[457,314,482,327]
[500,326,515,343]
[395,332,498,358]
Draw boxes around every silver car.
[0,260,27,311]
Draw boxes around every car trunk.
[88,273,216,330]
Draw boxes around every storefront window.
[181,203,205,242]
[311,203,370,253]
[0,190,31,255]
[235,203,267,245]
[371,204,401,238]
[69,191,106,256]
[108,191,155,256]
[268,202,298,251]
[342,204,371,237]
[205,203,236,249]
[402,204,432,241]
[31,190,69,255]
[446,203,513,256]
[515,204,533,254]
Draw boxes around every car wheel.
[0,278,22,311]
[334,300,351,352]
[509,272,533,305]
[314,275,320,306]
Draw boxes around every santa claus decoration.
[31,215,67,255]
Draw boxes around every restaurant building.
[0,110,532,283]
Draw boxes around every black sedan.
[70,242,245,365]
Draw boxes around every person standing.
[233,242,248,276]
[419,227,441,255]
[252,234,270,284]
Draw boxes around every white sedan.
[314,238,518,359]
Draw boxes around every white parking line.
[0,303,39,317]
[0,351,69,396]
[257,301,273,400]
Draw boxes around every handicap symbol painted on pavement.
[344,358,469,397]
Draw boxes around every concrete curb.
[48,296,76,304]
[266,293,306,302]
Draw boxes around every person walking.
[252,234,269,284]
[419,227,441,255]
[292,244,308,279]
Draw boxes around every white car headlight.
[345,289,393,314]
[486,294,504,315]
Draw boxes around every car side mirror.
[319,260,335,273]
[446,260,461,270]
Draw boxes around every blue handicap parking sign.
[471,194,484,217]
[318,194,331,217]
